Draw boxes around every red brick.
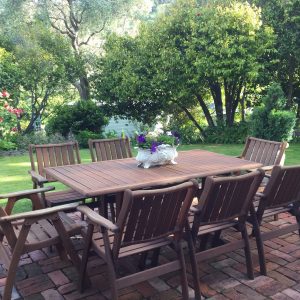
[41,289,64,300]
[134,281,157,298]
[16,274,54,297]
[256,280,287,296]
[57,282,77,295]
[48,270,70,286]
[39,256,71,273]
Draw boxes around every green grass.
[1,143,299,213]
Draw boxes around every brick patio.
[1,212,300,300]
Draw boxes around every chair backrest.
[29,141,81,182]
[88,137,132,162]
[259,165,300,211]
[112,180,198,257]
[195,170,264,226]
[240,137,287,167]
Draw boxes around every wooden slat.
[61,145,69,165]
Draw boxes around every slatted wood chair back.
[196,170,264,225]
[88,137,132,162]
[241,137,287,167]
[112,180,198,257]
[260,165,300,210]
[29,142,81,182]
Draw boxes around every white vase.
[136,144,178,169]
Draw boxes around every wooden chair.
[88,137,132,221]
[190,170,264,280]
[0,187,82,300]
[77,181,201,300]
[88,137,132,162]
[28,142,86,207]
[240,136,287,171]
[249,165,300,276]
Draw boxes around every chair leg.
[151,248,160,267]
[240,223,254,280]
[186,227,201,300]
[175,241,189,300]
[250,204,267,275]
[103,237,118,300]
[3,225,30,300]
[79,223,94,293]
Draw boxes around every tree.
[251,0,300,111]
[0,21,75,134]
[0,0,138,101]
[249,83,296,141]
[94,0,274,132]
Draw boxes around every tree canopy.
[94,0,275,134]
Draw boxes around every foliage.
[75,130,102,148]
[94,0,274,132]
[252,0,300,109]
[11,132,66,150]
[0,22,77,134]
[249,83,296,141]
[46,100,108,137]
[203,122,249,144]
[167,111,203,144]
[103,130,118,139]
[0,139,16,151]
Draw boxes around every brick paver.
[1,212,300,299]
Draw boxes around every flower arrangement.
[136,131,180,153]
[0,89,24,138]
[135,131,180,168]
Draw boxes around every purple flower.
[151,141,159,153]
[137,134,146,144]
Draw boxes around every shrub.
[204,122,249,144]
[11,132,66,150]
[75,130,103,148]
[249,83,296,142]
[46,100,108,137]
[0,139,16,150]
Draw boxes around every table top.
[44,149,262,197]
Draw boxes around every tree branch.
[78,19,107,47]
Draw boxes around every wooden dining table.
[44,149,262,197]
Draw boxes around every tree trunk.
[286,79,294,109]
[196,94,215,127]
[209,81,223,125]
[176,103,206,138]
[74,76,90,101]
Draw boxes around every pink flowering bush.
[0,89,24,138]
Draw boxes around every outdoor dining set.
[0,136,300,300]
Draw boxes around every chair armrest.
[77,205,119,232]
[28,170,48,185]
[0,203,79,223]
[0,186,55,199]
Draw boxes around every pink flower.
[11,127,18,132]
[1,90,10,98]
[0,117,3,123]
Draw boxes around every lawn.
[1,143,299,213]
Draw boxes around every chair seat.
[45,189,86,206]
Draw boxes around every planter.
[136,144,178,168]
